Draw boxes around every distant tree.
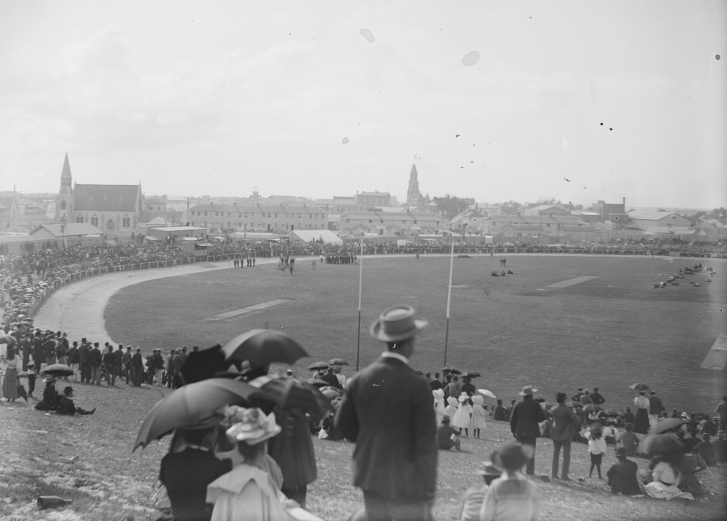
[500,201,523,215]
[709,207,727,224]
[432,195,470,220]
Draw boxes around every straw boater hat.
[370,305,428,342]
[519,385,537,396]
[225,408,281,445]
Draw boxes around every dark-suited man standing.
[335,304,437,521]
[510,384,545,475]
[550,392,582,481]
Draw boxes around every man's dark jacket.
[334,356,437,502]
[550,404,581,441]
[510,395,546,438]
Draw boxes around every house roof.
[74,184,141,212]
[31,223,102,237]
[190,202,326,215]
[627,211,680,221]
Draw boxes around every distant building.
[356,191,392,210]
[54,154,143,237]
[626,211,691,233]
[30,222,102,240]
[592,198,626,221]
[188,202,328,233]
[339,209,444,237]
[523,204,570,217]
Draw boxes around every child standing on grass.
[587,425,607,478]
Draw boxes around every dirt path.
[32,259,277,342]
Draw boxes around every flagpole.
[443,230,455,367]
[356,236,364,372]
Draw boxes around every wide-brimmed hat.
[491,442,535,472]
[519,385,537,396]
[369,305,428,342]
[225,407,281,445]
[43,377,56,384]
[475,460,502,477]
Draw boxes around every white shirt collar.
[381,351,409,365]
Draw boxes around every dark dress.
[634,408,650,434]
[35,384,60,411]
[269,406,317,507]
[159,448,232,521]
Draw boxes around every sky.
[0,0,725,209]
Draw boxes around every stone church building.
[55,154,143,237]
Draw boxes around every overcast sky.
[0,0,725,209]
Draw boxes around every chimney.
[622,197,626,210]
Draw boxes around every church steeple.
[56,153,74,223]
[61,153,72,182]
[406,164,422,206]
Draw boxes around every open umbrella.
[476,389,497,399]
[650,418,688,435]
[248,375,332,422]
[308,361,330,371]
[0,332,16,347]
[133,378,265,451]
[221,329,309,367]
[629,383,650,391]
[582,404,602,415]
[462,371,481,378]
[443,367,461,375]
[40,364,73,377]
[328,358,349,366]
[637,434,683,457]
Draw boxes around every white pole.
[444,232,455,365]
[356,237,364,371]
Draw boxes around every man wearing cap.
[131,348,144,386]
[78,339,90,384]
[336,304,437,521]
[122,346,132,385]
[510,385,545,475]
[89,342,102,385]
[606,447,641,495]
[550,392,582,481]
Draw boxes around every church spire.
[406,164,421,206]
[61,153,72,180]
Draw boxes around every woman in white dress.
[433,389,446,426]
[206,408,294,521]
[452,392,473,437]
[469,395,487,439]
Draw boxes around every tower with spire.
[56,153,74,223]
[406,164,422,207]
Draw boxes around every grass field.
[106,254,726,413]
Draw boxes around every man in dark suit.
[510,384,545,475]
[335,304,437,521]
[550,392,582,481]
